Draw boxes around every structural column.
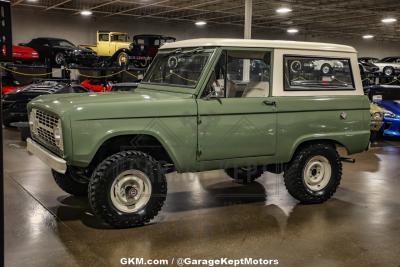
[244,0,252,39]
[243,0,252,81]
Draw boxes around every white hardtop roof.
[160,38,356,53]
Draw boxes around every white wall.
[12,8,400,58]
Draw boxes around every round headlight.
[372,112,383,120]
[383,109,396,118]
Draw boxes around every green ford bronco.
[27,38,370,228]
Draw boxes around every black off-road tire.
[283,143,342,204]
[52,169,89,196]
[225,167,264,184]
[88,150,167,228]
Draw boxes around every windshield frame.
[140,47,217,94]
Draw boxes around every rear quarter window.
[284,55,355,91]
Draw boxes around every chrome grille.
[36,109,58,129]
[31,109,62,154]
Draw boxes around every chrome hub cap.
[110,170,152,213]
[303,156,331,191]
[384,68,393,76]
[55,53,64,64]
[322,66,330,74]
[119,54,128,65]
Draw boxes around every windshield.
[142,48,214,88]
[50,39,75,47]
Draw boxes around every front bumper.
[26,138,67,174]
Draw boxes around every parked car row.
[9,32,175,68]
[2,78,139,128]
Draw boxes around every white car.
[290,59,344,75]
[368,57,400,76]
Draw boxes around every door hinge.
[196,149,202,157]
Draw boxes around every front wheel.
[54,52,66,66]
[88,150,167,228]
[283,143,342,204]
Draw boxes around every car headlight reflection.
[372,112,383,121]
[53,120,64,151]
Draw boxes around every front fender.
[69,116,197,172]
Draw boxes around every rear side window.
[284,55,355,91]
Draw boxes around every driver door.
[197,49,277,161]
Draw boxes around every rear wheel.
[225,167,264,184]
[283,143,342,204]
[52,169,88,196]
[88,150,167,228]
[117,52,129,66]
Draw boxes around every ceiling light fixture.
[381,17,397,23]
[80,10,93,16]
[363,34,374,39]
[287,28,299,34]
[276,7,292,14]
[195,21,207,26]
[26,0,39,2]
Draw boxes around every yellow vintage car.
[370,103,384,140]
[80,31,130,57]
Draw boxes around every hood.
[28,89,196,120]
[53,46,94,53]
[379,100,400,115]
[13,45,37,54]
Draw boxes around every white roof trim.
[160,38,356,53]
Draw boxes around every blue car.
[365,85,400,137]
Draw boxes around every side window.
[204,50,271,98]
[284,56,355,91]
[99,34,109,41]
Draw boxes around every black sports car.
[2,79,90,126]
[23,37,98,66]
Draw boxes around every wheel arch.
[289,138,347,163]
[87,133,180,174]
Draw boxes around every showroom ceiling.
[11,0,400,41]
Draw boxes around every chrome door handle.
[263,100,276,106]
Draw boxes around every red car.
[2,84,24,94]
[2,45,40,64]
[80,79,111,92]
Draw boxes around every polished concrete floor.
[3,127,400,267]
